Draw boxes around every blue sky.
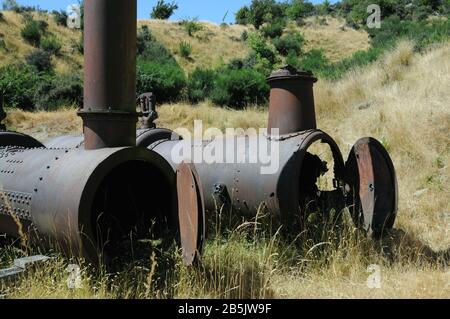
[8,0,334,24]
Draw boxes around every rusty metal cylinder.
[267,66,318,136]
[80,0,137,149]
[147,131,346,225]
[0,146,175,262]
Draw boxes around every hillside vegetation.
[0,10,369,73]
[0,10,82,73]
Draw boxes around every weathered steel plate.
[345,137,398,238]
[176,162,205,265]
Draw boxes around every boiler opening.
[88,160,173,264]
[298,140,345,222]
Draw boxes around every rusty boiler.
[0,0,205,265]
[47,63,398,240]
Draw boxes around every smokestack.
[267,66,318,136]
[79,0,137,150]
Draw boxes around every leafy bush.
[180,18,203,36]
[297,49,330,73]
[25,49,52,72]
[137,59,186,103]
[32,73,83,110]
[273,31,304,56]
[40,36,62,56]
[0,64,37,109]
[246,0,287,29]
[367,15,450,50]
[286,0,315,20]
[137,26,154,55]
[52,10,68,27]
[0,12,4,22]
[235,6,251,25]
[187,68,216,103]
[2,0,18,10]
[260,19,285,39]
[247,32,279,67]
[179,41,192,58]
[21,20,42,46]
[140,41,177,65]
[151,0,178,20]
[210,68,269,108]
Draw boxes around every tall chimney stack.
[267,66,318,136]
[79,0,137,149]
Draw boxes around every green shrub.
[32,73,83,110]
[40,36,62,56]
[273,31,304,56]
[137,25,154,55]
[0,64,37,109]
[21,20,42,46]
[25,49,52,72]
[187,68,216,103]
[179,41,192,59]
[210,68,269,108]
[286,0,315,20]
[140,40,177,65]
[245,0,287,29]
[2,0,19,10]
[137,59,186,103]
[260,19,285,39]
[0,12,4,22]
[235,6,251,25]
[297,49,330,73]
[151,0,178,20]
[180,18,203,37]
[247,32,279,66]
[52,10,68,27]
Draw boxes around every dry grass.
[138,19,251,73]
[296,16,371,62]
[0,11,83,73]
[2,41,449,299]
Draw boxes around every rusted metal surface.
[0,146,175,262]
[79,0,138,149]
[44,128,182,150]
[137,93,158,129]
[267,66,318,136]
[0,132,44,148]
[176,163,205,265]
[345,137,398,238]
[149,130,346,230]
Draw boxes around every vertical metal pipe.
[79,0,137,149]
[267,66,318,136]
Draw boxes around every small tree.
[21,20,42,46]
[151,0,178,20]
[2,0,19,10]
[235,6,250,25]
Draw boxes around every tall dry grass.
[2,41,449,299]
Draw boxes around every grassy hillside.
[0,10,83,73]
[0,10,369,74]
[3,40,449,298]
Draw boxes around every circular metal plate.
[345,137,398,238]
[176,162,205,265]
